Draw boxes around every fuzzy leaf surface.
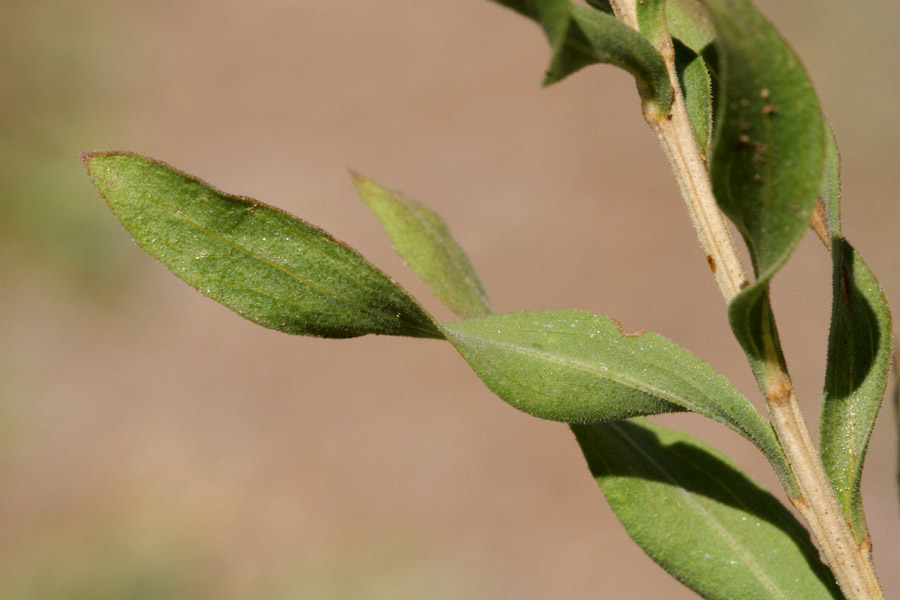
[636,0,668,50]
[443,310,792,485]
[819,129,893,542]
[572,419,841,600]
[83,152,443,339]
[701,0,825,383]
[488,0,672,109]
[354,175,493,320]
[667,0,716,53]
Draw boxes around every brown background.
[1,1,898,598]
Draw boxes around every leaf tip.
[80,150,106,174]
[348,169,366,186]
[81,150,133,182]
[541,71,561,88]
[351,172,389,210]
[349,170,376,195]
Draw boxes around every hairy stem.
[609,2,884,598]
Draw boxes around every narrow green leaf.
[488,0,672,111]
[700,0,826,385]
[667,0,716,157]
[83,152,443,340]
[443,310,794,488]
[818,128,893,542]
[636,0,668,51]
[572,419,841,600]
[674,41,713,158]
[353,174,493,320]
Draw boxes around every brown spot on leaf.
[706,255,716,273]
[810,201,831,251]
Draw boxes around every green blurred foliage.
[0,0,131,291]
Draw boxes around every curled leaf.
[818,128,893,542]
[701,0,826,386]
[488,0,672,110]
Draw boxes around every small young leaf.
[443,310,794,490]
[819,128,893,543]
[488,0,672,110]
[353,175,493,320]
[667,0,716,158]
[635,0,668,51]
[83,152,443,340]
[700,0,826,385]
[572,419,842,600]
[674,41,713,158]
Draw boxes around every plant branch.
[610,2,749,301]
[609,2,885,598]
[608,0,638,29]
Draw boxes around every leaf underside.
[442,310,792,488]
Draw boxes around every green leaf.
[443,310,794,489]
[700,0,826,385]
[818,128,893,543]
[488,0,672,110]
[353,174,493,320]
[667,0,716,157]
[354,188,814,592]
[83,152,443,340]
[636,0,668,51]
[674,40,713,158]
[703,0,824,276]
[667,0,716,53]
[572,419,841,600]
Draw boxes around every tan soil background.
[1,1,898,598]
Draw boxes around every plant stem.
[608,3,885,598]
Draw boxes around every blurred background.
[1,0,898,598]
